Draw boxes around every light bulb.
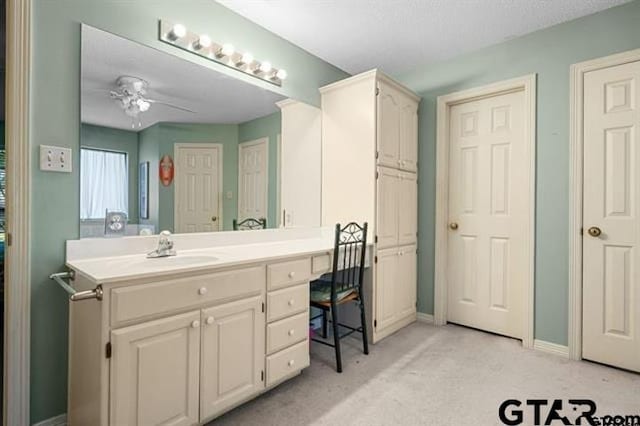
[259,61,272,73]
[221,44,235,56]
[194,34,212,50]
[168,24,187,41]
[237,52,254,66]
[137,99,151,112]
[275,69,288,80]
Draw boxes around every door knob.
[587,226,602,237]
[211,216,218,222]
[449,222,459,230]
[206,316,215,325]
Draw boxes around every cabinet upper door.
[396,245,417,319]
[110,310,201,426]
[398,172,418,246]
[377,81,401,168]
[376,167,400,248]
[399,102,418,172]
[200,295,265,421]
[375,247,399,332]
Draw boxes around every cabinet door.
[110,311,201,426]
[398,172,418,246]
[375,247,399,331]
[377,81,401,168]
[200,295,265,421]
[396,245,417,319]
[399,102,418,172]
[376,167,399,248]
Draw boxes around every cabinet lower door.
[376,167,400,248]
[375,247,399,331]
[110,311,201,426]
[397,172,417,246]
[200,295,265,421]
[396,245,417,318]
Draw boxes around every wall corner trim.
[533,339,569,358]
[416,312,434,324]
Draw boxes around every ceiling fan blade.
[147,99,196,113]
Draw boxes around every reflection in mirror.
[80,25,287,237]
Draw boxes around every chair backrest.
[330,222,368,300]
[233,217,267,231]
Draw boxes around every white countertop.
[67,237,335,285]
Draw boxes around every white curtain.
[80,148,128,219]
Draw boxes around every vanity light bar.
[158,19,287,87]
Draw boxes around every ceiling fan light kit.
[158,19,287,87]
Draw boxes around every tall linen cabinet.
[320,70,420,342]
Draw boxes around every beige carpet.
[210,322,640,425]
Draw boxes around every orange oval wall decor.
[159,154,174,187]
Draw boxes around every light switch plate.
[226,191,233,199]
[40,145,72,173]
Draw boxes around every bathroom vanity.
[63,229,343,425]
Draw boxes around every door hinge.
[375,87,380,96]
[6,232,12,247]
[261,370,264,382]
[262,302,265,313]
[374,255,378,264]
[375,235,378,243]
[375,171,379,179]
[105,342,112,359]
[375,150,379,159]
[374,319,377,328]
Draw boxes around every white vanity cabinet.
[67,254,319,426]
[320,69,420,343]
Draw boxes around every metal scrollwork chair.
[310,222,369,373]
[233,217,267,230]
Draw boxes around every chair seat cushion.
[310,279,355,303]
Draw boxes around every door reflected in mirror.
[80,25,288,237]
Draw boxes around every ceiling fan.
[109,76,195,128]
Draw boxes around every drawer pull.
[206,316,215,325]
[288,329,295,336]
[198,287,208,296]
[288,271,296,279]
[288,360,295,367]
[288,299,295,306]
[191,320,200,328]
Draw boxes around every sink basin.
[121,254,219,269]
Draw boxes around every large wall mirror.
[80,25,289,238]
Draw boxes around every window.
[80,148,128,220]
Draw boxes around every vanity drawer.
[111,266,264,326]
[266,340,309,387]
[267,258,311,291]
[312,253,332,275]
[267,283,309,322]
[266,312,308,354]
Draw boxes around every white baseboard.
[533,339,569,358]
[32,413,67,426]
[416,312,434,324]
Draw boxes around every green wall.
[397,0,640,346]
[238,111,282,228]
[80,123,139,222]
[30,1,348,422]
[138,124,160,229]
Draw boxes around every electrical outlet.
[40,145,72,173]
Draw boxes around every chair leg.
[331,303,343,373]
[358,296,369,355]
[321,309,328,339]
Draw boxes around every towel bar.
[50,271,103,301]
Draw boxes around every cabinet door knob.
[198,287,208,295]
[288,299,295,306]
[288,360,295,367]
[288,329,295,336]
[206,316,214,325]
[449,222,459,230]
[191,320,200,328]
[288,271,296,279]
[211,216,218,222]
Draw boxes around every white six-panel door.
[238,138,269,222]
[175,144,222,233]
[447,90,528,339]
[582,60,640,372]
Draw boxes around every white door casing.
[238,138,269,223]
[174,143,223,233]
[434,75,536,348]
[569,48,640,362]
[581,60,640,372]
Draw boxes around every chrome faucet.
[147,230,177,258]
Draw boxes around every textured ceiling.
[217,0,631,75]
[81,25,284,131]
